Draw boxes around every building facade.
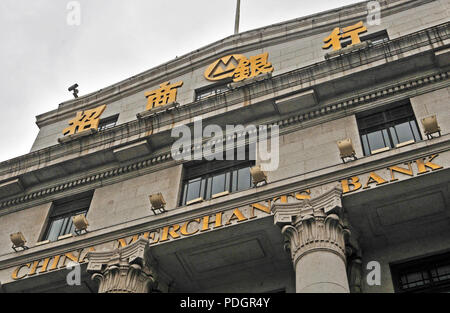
[0,0,449,293]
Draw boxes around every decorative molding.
[272,186,350,266]
[58,129,97,144]
[3,21,447,178]
[0,31,449,211]
[37,0,428,126]
[87,238,157,293]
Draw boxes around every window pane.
[211,173,226,195]
[390,126,399,146]
[182,183,188,205]
[186,178,202,203]
[206,177,212,199]
[394,121,415,144]
[433,264,450,282]
[410,120,421,141]
[367,130,387,152]
[59,217,70,237]
[232,170,238,192]
[46,218,64,241]
[68,220,76,235]
[382,129,392,148]
[237,167,251,191]
[200,178,206,199]
[361,135,370,156]
[225,172,231,192]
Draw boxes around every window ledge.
[58,129,97,144]
[395,139,415,148]
[371,146,390,155]
[212,191,230,199]
[186,197,204,206]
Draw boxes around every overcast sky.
[0,0,363,162]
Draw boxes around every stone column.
[86,238,157,293]
[272,186,351,293]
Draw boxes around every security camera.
[68,84,79,98]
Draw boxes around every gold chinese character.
[204,54,245,81]
[232,53,274,82]
[62,104,107,136]
[144,81,183,111]
[322,21,367,51]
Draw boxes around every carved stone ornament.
[348,257,363,293]
[86,238,157,293]
[272,186,350,266]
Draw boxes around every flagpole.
[234,0,241,34]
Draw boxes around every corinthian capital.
[272,186,350,266]
[86,238,157,293]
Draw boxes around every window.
[357,101,421,156]
[195,81,231,101]
[98,114,119,131]
[42,191,94,242]
[180,160,254,206]
[341,30,389,48]
[391,252,450,293]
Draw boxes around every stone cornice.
[1,21,449,186]
[0,67,448,214]
[0,137,448,268]
[35,0,427,126]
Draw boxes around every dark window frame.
[180,159,255,206]
[357,101,422,156]
[391,251,450,293]
[42,191,94,242]
[98,114,119,132]
[341,29,389,48]
[194,79,232,102]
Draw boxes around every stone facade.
[0,0,449,293]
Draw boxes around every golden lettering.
[62,104,107,136]
[78,247,96,264]
[364,172,388,189]
[145,81,183,110]
[205,53,274,83]
[204,54,245,81]
[49,255,61,271]
[117,234,140,248]
[415,154,443,174]
[389,163,413,182]
[180,219,201,236]
[201,212,223,232]
[272,195,288,204]
[295,189,311,200]
[249,203,271,219]
[28,258,51,276]
[148,231,159,244]
[322,21,367,51]
[160,224,181,242]
[12,263,31,280]
[225,208,248,226]
[61,252,80,268]
[341,176,362,194]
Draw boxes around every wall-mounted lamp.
[10,232,29,252]
[421,115,441,139]
[250,165,268,186]
[73,214,89,235]
[337,138,357,163]
[150,193,167,215]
